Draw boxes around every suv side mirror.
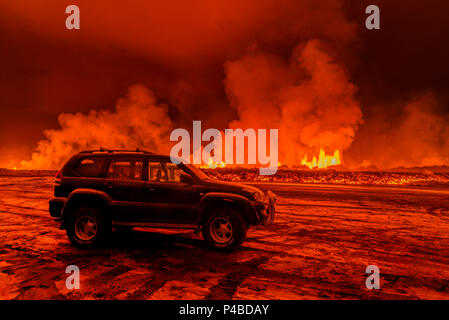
[180,173,194,184]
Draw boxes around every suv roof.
[78,148,155,155]
[61,149,176,177]
[70,149,176,164]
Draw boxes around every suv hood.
[202,179,263,200]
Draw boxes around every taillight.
[55,170,62,182]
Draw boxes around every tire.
[66,205,108,248]
[202,207,247,251]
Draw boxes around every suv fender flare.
[60,189,112,229]
[198,192,259,226]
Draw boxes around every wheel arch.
[198,192,258,226]
[60,189,112,229]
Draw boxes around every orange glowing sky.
[0,0,448,169]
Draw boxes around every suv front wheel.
[66,205,108,248]
[202,208,247,251]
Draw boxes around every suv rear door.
[104,156,145,222]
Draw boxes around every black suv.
[49,149,276,251]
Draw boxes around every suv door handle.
[145,184,156,191]
[105,182,114,188]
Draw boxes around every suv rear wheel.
[202,207,247,251]
[66,205,108,248]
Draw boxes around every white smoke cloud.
[20,85,174,169]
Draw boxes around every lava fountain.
[301,149,341,169]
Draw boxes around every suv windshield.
[183,163,211,180]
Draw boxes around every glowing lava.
[301,149,341,169]
[200,157,226,169]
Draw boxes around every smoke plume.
[346,92,449,169]
[20,85,174,169]
[225,40,363,165]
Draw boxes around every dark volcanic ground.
[1,175,449,299]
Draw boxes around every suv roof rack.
[79,148,154,155]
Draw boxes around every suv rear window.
[107,158,143,181]
[73,157,107,177]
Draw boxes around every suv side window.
[107,158,143,181]
[148,161,183,183]
[73,157,107,177]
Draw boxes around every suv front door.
[143,160,200,223]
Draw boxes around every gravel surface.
[1,176,449,299]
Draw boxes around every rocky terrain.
[1,173,449,299]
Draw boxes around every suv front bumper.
[254,191,276,225]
